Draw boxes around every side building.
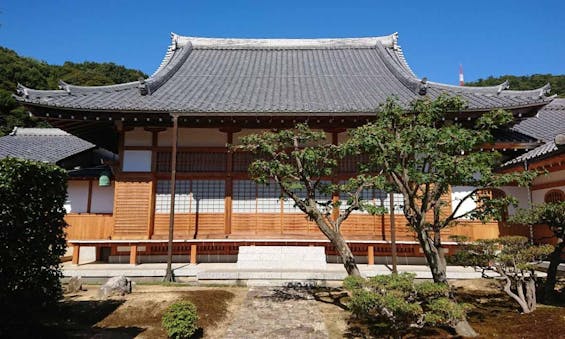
[0,127,116,261]
[14,33,555,264]
[499,98,565,244]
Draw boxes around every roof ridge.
[172,33,400,49]
[11,127,71,136]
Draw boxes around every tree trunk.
[313,216,360,277]
[501,276,532,313]
[544,241,564,301]
[416,229,478,336]
[416,229,447,283]
[526,278,536,312]
[331,232,361,277]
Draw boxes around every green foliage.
[161,301,199,339]
[449,236,553,313]
[509,202,565,239]
[344,273,467,336]
[345,94,538,285]
[0,158,68,330]
[450,236,553,271]
[0,46,147,136]
[235,123,385,224]
[347,95,536,229]
[467,74,565,97]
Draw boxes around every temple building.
[14,33,556,264]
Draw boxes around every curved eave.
[13,33,555,115]
[19,98,551,117]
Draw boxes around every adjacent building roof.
[14,33,554,115]
[502,99,565,167]
[511,98,565,142]
[0,127,95,163]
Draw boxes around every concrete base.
[237,246,326,270]
[61,262,508,286]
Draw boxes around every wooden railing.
[65,214,114,240]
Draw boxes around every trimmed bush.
[162,301,199,339]
[344,273,468,337]
[0,158,67,333]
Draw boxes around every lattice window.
[339,154,370,173]
[177,152,226,172]
[233,180,257,213]
[155,180,191,213]
[257,182,281,213]
[156,152,171,172]
[340,188,403,214]
[545,189,565,203]
[192,180,225,213]
[282,186,307,213]
[232,152,257,172]
[156,151,227,172]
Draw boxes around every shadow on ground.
[1,299,145,338]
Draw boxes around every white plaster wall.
[531,170,565,204]
[499,186,529,215]
[451,186,477,219]
[158,128,226,147]
[122,150,152,172]
[124,127,152,146]
[532,169,565,186]
[90,182,115,213]
[532,185,565,204]
[65,181,89,213]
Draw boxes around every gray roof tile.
[0,128,95,163]
[15,33,553,114]
[512,98,565,142]
[503,99,565,167]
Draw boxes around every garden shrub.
[344,273,468,337]
[0,158,67,334]
[162,300,199,339]
[449,236,553,313]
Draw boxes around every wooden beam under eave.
[147,130,159,239]
[224,130,233,236]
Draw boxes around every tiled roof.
[14,33,553,114]
[0,127,95,163]
[502,141,560,167]
[492,128,540,144]
[512,98,565,142]
[503,99,565,167]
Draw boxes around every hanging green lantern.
[98,170,111,187]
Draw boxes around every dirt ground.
[314,278,565,339]
[53,284,247,338]
[42,279,564,338]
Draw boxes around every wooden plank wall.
[113,179,152,239]
[153,213,225,239]
[65,214,114,240]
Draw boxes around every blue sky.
[1,1,563,85]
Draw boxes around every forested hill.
[466,74,565,97]
[0,46,147,136]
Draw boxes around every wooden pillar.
[225,130,233,235]
[190,244,197,264]
[367,245,374,265]
[72,244,80,265]
[389,192,398,274]
[164,115,179,281]
[86,180,93,213]
[147,129,161,240]
[130,245,138,265]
